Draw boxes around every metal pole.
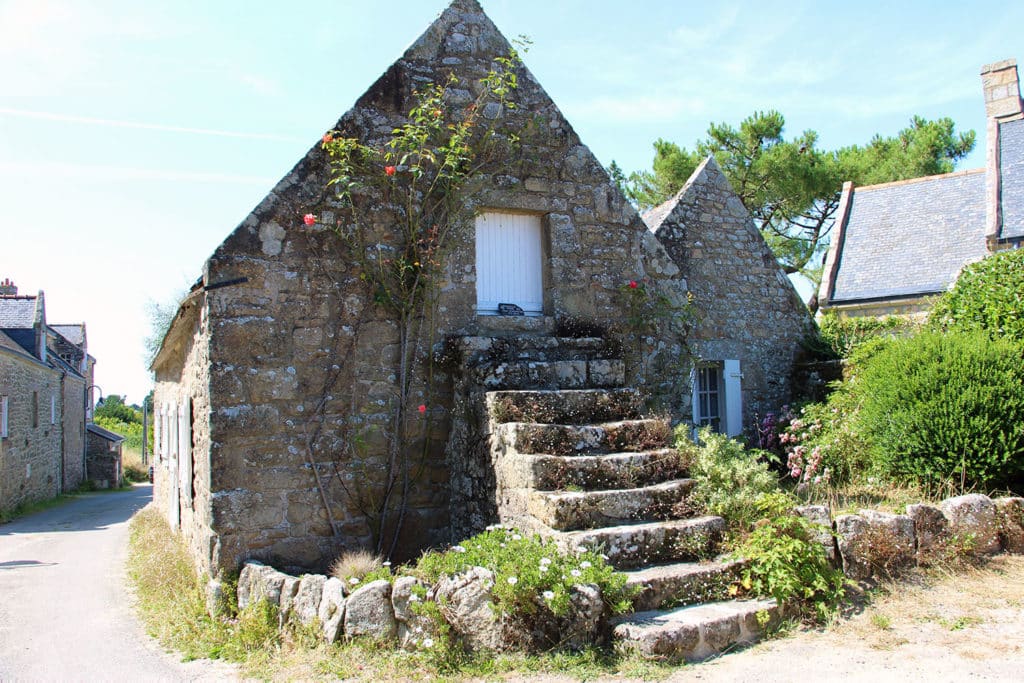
[141,402,148,466]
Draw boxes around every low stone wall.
[799,493,1024,581]
[225,560,605,652]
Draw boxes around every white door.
[475,212,544,314]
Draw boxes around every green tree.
[625,112,975,299]
[94,394,142,425]
[930,248,1024,342]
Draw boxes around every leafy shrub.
[851,330,1024,490]
[94,415,144,450]
[731,494,846,621]
[123,463,150,483]
[930,248,1024,342]
[413,527,634,619]
[778,388,871,487]
[677,426,779,529]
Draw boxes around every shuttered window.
[475,212,544,314]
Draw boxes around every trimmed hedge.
[852,331,1024,490]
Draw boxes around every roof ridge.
[852,167,984,193]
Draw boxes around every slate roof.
[0,329,37,362]
[50,324,84,346]
[827,170,989,303]
[999,117,1024,239]
[87,423,125,443]
[0,295,38,329]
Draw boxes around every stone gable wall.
[61,373,85,492]
[0,351,62,512]
[654,159,813,428]
[164,1,690,574]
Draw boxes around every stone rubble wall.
[230,559,605,653]
[0,350,63,513]
[652,157,813,428]
[60,372,86,492]
[800,493,1024,580]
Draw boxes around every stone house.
[151,0,810,576]
[0,279,93,512]
[818,58,1024,319]
[86,423,124,489]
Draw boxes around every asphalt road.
[0,485,236,682]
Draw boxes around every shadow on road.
[0,485,153,536]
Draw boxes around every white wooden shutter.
[168,401,180,529]
[475,212,543,314]
[179,399,192,504]
[723,359,743,437]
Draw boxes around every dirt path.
[0,485,237,682]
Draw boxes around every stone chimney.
[0,278,16,296]
[981,58,1023,119]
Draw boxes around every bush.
[930,248,1024,342]
[413,527,634,620]
[851,330,1024,490]
[677,426,779,529]
[731,494,846,621]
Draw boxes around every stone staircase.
[451,328,779,661]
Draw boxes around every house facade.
[151,0,810,576]
[0,280,92,512]
[819,58,1024,318]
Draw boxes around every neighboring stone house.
[819,58,1024,319]
[86,423,124,489]
[0,279,93,512]
[151,0,810,576]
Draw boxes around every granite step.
[486,388,643,425]
[498,449,687,491]
[493,419,671,456]
[625,558,748,612]
[612,599,780,662]
[527,479,696,531]
[455,335,614,366]
[558,516,726,569]
[471,359,624,390]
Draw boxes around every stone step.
[471,359,624,390]
[527,479,696,531]
[455,335,615,367]
[559,516,726,569]
[498,449,687,492]
[485,388,643,425]
[625,559,748,612]
[493,419,671,456]
[612,599,779,662]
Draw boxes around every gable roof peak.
[641,155,732,231]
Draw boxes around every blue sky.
[2,0,1022,404]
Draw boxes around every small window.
[694,364,723,433]
[692,359,743,437]
[1,396,8,438]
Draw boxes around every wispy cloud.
[0,107,300,142]
[0,161,276,185]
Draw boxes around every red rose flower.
[628,280,638,289]
[303,213,316,226]
[385,165,397,177]
[417,404,427,414]
[322,132,333,144]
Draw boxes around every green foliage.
[779,392,870,487]
[94,415,143,450]
[851,330,1024,489]
[930,248,1024,342]
[678,426,779,529]
[627,111,974,281]
[731,495,847,621]
[94,394,141,424]
[413,527,634,619]
[811,311,914,360]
